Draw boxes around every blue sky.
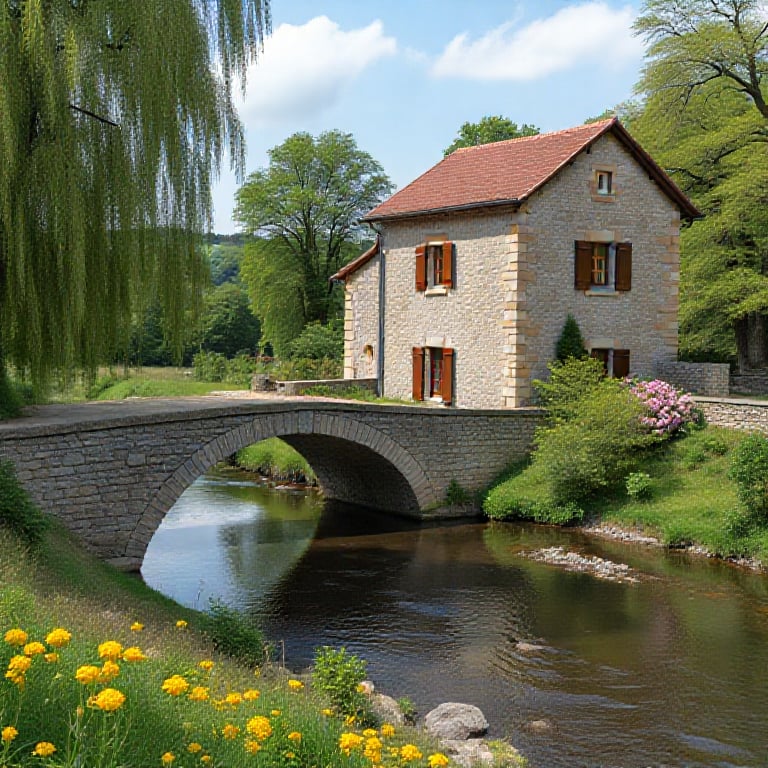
[212,0,647,233]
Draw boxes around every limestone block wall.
[654,361,730,397]
[522,132,681,399]
[343,256,379,380]
[697,398,768,433]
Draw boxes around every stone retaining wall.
[654,361,730,397]
[730,371,768,396]
[274,378,378,396]
[697,397,768,433]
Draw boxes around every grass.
[0,520,458,768]
[235,438,316,484]
[485,426,768,563]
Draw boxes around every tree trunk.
[735,312,768,371]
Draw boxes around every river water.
[142,469,768,768]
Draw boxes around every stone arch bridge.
[0,398,540,571]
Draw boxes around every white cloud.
[431,3,644,81]
[237,16,397,124]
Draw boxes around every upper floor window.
[415,241,453,291]
[575,240,632,292]
[596,171,613,196]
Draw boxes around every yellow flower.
[175,620,187,629]
[187,742,203,754]
[44,652,59,663]
[122,647,148,662]
[364,736,382,763]
[245,715,272,741]
[224,691,243,707]
[344,714,357,726]
[161,751,175,765]
[285,751,295,759]
[130,622,144,632]
[45,628,72,648]
[7,655,32,673]
[98,641,123,661]
[75,665,101,685]
[4,628,28,646]
[244,740,261,754]
[338,732,363,754]
[363,728,378,738]
[428,753,450,767]
[200,755,212,764]
[23,641,46,656]
[99,660,121,682]
[287,678,304,691]
[198,659,214,672]
[270,709,281,717]
[287,731,302,742]
[321,708,334,717]
[400,744,423,762]
[243,688,260,701]
[32,742,57,757]
[221,723,240,740]
[90,688,126,712]
[2,726,18,743]
[380,723,396,738]
[161,675,189,696]
[188,686,209,702]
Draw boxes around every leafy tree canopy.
[235,130,392,354]
[199,282,260,358]
[0,0,270,386]
[443,115,539,156]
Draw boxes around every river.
[142,469,768,768]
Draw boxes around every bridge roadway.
[0,395,540,571]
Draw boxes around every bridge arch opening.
[127,412,433,569]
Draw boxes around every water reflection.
[143,472,768,768]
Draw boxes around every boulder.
[441,739,494,767]
[424,703,489,741]
[370,693,406,726]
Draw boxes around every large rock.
[441,739,495,767]
[424,703,489,741]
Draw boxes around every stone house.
[331,118,700,408]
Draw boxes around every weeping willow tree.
[0,0,270,387]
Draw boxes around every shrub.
[0,460,50,548]
[287,320,344,361]
[193,350,228,382]
[532,381,656,504]
[532,356,606,423]
[199,599,267,667]
[445,479,472,506]
[728,433,768,520]
[626,471,652,501]
[555,314,587,362]
[624,378,697,437]
[312,646,368,718]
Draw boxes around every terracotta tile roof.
[363,118,700,222]
[330,237,379,283]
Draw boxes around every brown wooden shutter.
[412,347,425,400]
[615,242,632,291]
[441,348,454,405]
[415,245,427,291]
[442,241,453,288]
[612,349,630,378]
[575,241,592,290]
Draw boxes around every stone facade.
[343,132,684,408]
[343,255,379,380]
[697,398,768,433]
[0,399,541,570]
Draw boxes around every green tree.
[443,115,539,156]
[0,1,270,387]
[209,243,244,286]
[631,0,768,367]
[235,131,392,353]
[199,282,260,358]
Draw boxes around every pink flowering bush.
[624,379,697,436]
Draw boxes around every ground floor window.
[412,346,454,404]
[590,348,630,378]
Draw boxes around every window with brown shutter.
[615,243,632,291]
[441,348,454,404]
[416,240,454,291]
[575,241,593,290]
[412,347,424,400]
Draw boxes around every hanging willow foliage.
[0,0,270,384]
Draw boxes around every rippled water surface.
[142,471,768,768]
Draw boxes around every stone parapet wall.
[730,372,768,396]
[654,361,730,397]
[697,398,768,433]
[274,378,377,396]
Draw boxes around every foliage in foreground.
[0,462,49,548]
[0,520,454,767]
[729,434,768,522]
